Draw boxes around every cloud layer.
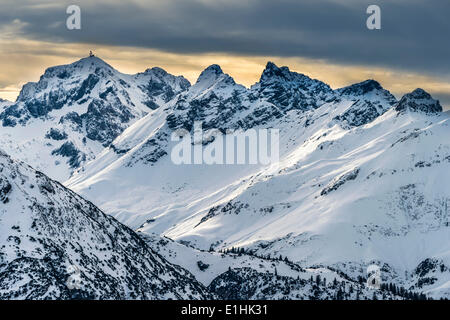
[2,0,449,76]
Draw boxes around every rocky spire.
[395,88,442,113]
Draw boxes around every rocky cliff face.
[0,56,190,180]
[395,88,443,114]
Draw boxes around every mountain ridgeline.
[1,56,441,181]
[0,56,190,181]
[1,56,449,300]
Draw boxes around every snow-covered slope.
[143,233,424,300]
[67,60,450,299]
[0,149,212,299]
[0,56,190,181]
[66,62,341,227]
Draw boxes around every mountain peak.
[193,64,238,92]
[196,64,224,83]
[258,61,330,91]
[72,55,114,70]
[336,79,397,108]
[250,61,333,111]
[337,79,388,96]
[395,88,442,114]
[144,66,168,76]
[260,61,292,82]
[264,61,280,72]
[363,79,382,89]
[408,88,432,99]
[41,56,114,81]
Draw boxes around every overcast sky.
[1,0,449,108]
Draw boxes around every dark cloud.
[1,0,450,80]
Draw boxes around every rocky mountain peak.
[73,55,114,70]
[336,79,397,106]
[333,79,398,127]
[338,79,383,96]
[253,61,332,111]
[260,61,283,80]
[259,61,309,84]
[395,88,443,113]
[42,56,114,80]
[196,64,225,83]
[0,57,193,181]
[190,64,238,97]
[407,88,434,100]
[144,66,168,75]
[137,66,191,94]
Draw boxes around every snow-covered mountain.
[395,88,443,114]
[335,79,397,127]
[252,61,334,111]
[3,57,448,299]
[142,233,420,300]
[0,148,212,299]
[0,56,190,181]
[66,62,450,299]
